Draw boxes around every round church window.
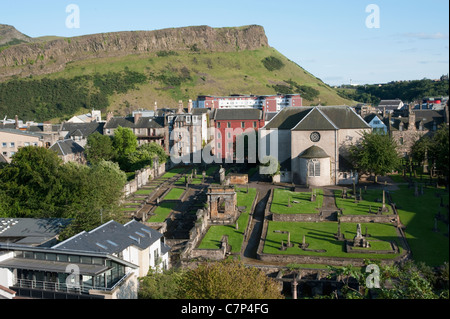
[310,132,321,142]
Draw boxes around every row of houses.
[1,95,448,185]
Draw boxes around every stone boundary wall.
[180,188,259,262]
[122,161,166,197]
[272,213,321,222]
[338,214,397,224]
[180,209,209,260]
[256,190,411,267]
[243,191,260,242]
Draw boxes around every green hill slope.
[0,25,352,121]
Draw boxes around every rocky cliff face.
[0,24,34,46]
[0,25,269,80]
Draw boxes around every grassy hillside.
[0,46,352,122]
[31,47,352,117]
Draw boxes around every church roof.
[299,145,330,158]
[264,106,370,131]
[292,107,338,131]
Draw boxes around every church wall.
[291,130,337,185]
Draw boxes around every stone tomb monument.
[353,223,370,248]
[206,186,238,224]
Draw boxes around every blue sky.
[1,0,448,85]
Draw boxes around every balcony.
[11,271,134,299]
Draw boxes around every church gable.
[292,107,338,131]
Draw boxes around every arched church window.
[308,159,320,177]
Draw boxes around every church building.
[260,106,371,186]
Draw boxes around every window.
[241,122,245,128]
[399,137,404,145]
[2,143,6,148]
[9,142,15,148]
[227,122,231,128]
[253,121,257,128]
[308,160,320,177]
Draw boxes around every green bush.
[262,56,285,71]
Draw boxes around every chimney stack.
[188,99,193,113]
[15,115,19,130]
[134,112,142,124]
[154,101,158,112]
[177,100,184,114]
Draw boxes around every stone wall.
[272,213,322,222]
[122,161,166,197]
[227,173,248,185]
[338,214,397,224]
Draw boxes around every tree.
[58,160,127,240]
[112,126,138,168]
[85,132,115,164]
[178,260,282,299]
[259,155,280,182]
[349,131,401,182]
[429,125,449,181]
[0,146,65,217]
[138,268,185,299]
[125,142,168,172]
[326,261,449,299]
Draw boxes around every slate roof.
[299,145,330,158]
[264,108,311,130]
[265,106,370,130]
[212,108,262,121]
[0,218,72,246]
[49,139,84,156]
[292,108,338,131]
[0,128,45,139]
[385,109,445,131]
[53,220,164,254]
[104,117,164,129]
[60,122,104,138]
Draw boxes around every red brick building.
[211,108,264,161]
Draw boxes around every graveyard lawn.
[147,188,185,222]
[270,188,323,214]
[334,189,393,215]
[163,187,185,200]
[148,201,178,223]
[263,221,402,260]
[197,187,257,253]
[390,185,449,266]
[161,167,187,179]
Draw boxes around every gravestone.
[299,235,309,249]
[334,221,345,241]
[353,223,370,248]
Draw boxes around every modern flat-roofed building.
[0,220,170,299]
[195,94,302,112]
